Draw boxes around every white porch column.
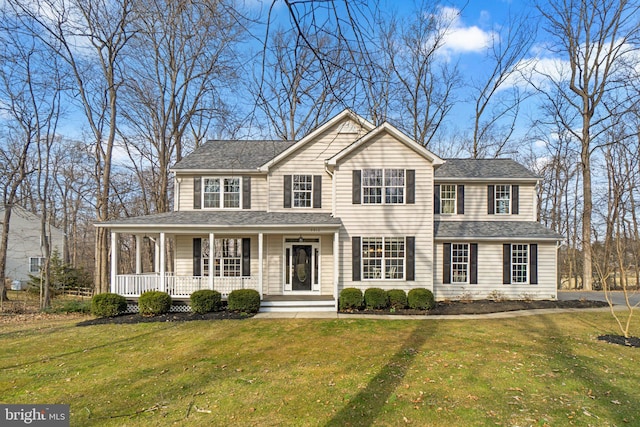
[333,231,339,309]
[154,237,160,273]
[209,233,215,290]
[135,235,142,274]
[110,232,119,293]
[258,232,264,297]
[159,232,166,292]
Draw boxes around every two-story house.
[97,110,562,311]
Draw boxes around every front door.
[284,239,320,292]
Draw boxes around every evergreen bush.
[387,289,408,309]
[408,288,435,310]
[91,293,127,317]
[190,289,222,314]
[364,287,389,309]
[339,287,363,310]
[227,289,260,313]
[138,291,172,316]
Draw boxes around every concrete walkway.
[253,290,638,320]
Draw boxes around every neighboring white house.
[97,110,562,311]
[0,205,65,287]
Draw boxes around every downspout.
[325,164,335,217]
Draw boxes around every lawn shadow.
[538,315,640,424]
[326,322,436,427]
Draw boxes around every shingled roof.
[435,159,539,180]
[97,210,342,230]
[172,140,296,171]
[434,221,562,241]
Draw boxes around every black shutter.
[406,170,415,204]
[193,177,202,210]
[352,170,361,204]
[352,236,361,281]
[488,185,495,215]
[443,243,451,284]
[434,184,441,214]
[193,238,202,276]
[242,176,251,209]
[457,185,465,215]
[511,185,519,215]
[470,243,478,284]
[242,238,251,277]
[283,175,292,208]
[313,175,322,208]
[529,244,538,284]
[406,236,415,281]
[503,243,511,284]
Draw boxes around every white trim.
[110,232,118,292]
[135,235,142,274]
[333,231,339,309]
[258,233,264,298]
[283,236,322,294]
[259,109,375,172]
[326,122,445,166]
[208,233,215,290]
[159,232,166,292]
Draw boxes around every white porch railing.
[113,273,259,299]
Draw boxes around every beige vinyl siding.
[435,182,537,221]
[176,174,268,211]
[174,234,260,279]
[334,132,435,293]
[268,118,368,213]
[433,241,557,301]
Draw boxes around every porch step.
[260,297,336,312]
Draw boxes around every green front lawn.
[0,312,638,426]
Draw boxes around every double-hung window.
[361,237,405,279]
[203,177,240,208]
[440,184,457,214]
[29,257,45,273]
[511,244,528,283]
[362,169,405,204]
[451,243,469,283]
[495,185,511,214]
[293,175,313,208]
[202,238,242,277]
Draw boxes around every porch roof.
[434,221,563,241]
[96,210,342,232]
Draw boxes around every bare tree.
[381,4,459,147]
[8,0,138,293]
[120,0,247,215]
[537,0,640,290]
[467,10,537,158]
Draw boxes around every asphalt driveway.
[558,290,640,306]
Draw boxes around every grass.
[0,312,638,426]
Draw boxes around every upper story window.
[495,185,511,214]
[488,184,518,215]
[440,184,456,214]
[293,175,313,208]
[362,169,405,204]
[203,177,240,209]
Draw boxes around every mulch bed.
[597,334,640,348]
[342,298,609,316]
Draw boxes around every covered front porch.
[100,210,343,307]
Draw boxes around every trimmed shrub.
[91,293,127,317]
[408,288,435,310]
[387,289,408,309]
[339,287,363,310]
[190,289,222,314]
[138,291,172,316]
[364,287,389,310]
[227,289,260,313]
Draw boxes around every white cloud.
[436,6,497,58]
